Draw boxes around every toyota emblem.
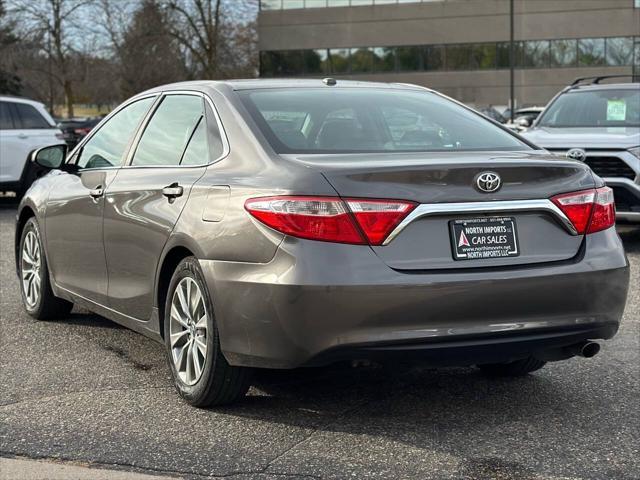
[476,172,502,193]
[566,148,587,161]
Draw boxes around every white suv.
[0,96,63,196]
[522,77,640,223]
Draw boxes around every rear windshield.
[239,88,529,154]
[538,89,640,128]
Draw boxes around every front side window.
[77,96,155,169]
[14,103,52,129]
[132,95,203,167]
[538,89,640,128]
[240,88,529,154]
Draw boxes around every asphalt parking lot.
[1,199,638,480]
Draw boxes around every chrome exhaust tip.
[566,341,601,358]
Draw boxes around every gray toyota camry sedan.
[16,79,629,407]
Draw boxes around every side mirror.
[31,144,68,170]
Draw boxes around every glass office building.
[258,0,640,106]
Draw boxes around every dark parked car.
[57,116,103,147]
[504,107,545,132]
[17,79,629,407]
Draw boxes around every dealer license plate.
[450,217,519,261]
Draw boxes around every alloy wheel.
[169,277,208,385]
[21,230,42,308]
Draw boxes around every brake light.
[345,199,416,245]
[551,187,615,234]
[245,196,365,244]
[244,196,416,245]
[588,187,616,233]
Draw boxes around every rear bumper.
[200,228,629,369]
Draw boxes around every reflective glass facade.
[261,0,447,9]
[260,37,640,77]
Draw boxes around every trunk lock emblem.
[476,172,502,193]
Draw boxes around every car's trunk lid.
[283,151,595,270]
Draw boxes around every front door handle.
[17,133,28,140]
[162,183,183,199]
[89,186,104,199]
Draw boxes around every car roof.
[0,95,46,106]
[139,78,429,95]
[565,82,639,93]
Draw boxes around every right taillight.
[551,187,615,235]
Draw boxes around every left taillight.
[551,187,615,235]
[244,196,416,245]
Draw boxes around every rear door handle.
[162,183,183,199]
[89,187,104,199]
[17,133,28,139]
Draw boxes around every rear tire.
[19,218,73,320]
[478,357,546,377]
[164,257,252,407]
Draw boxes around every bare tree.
[7,0,93,117]
[0,0,23,95]
[119,0,186,97]
[162,0,258,79]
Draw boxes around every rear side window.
[14,103,52,129]
[77,96,155,169]
[180,119,208,166]
[132,95,203,167]
[0,102,14,129]
[239,88,529,154]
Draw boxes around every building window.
[423,45,444,71]
[350,47,374,73]
[470,43,497,69]
[282,0,304,9]
[261,0,281,9]
[259,36,640,77]
[446,44,472,70]
[260,51,304,76]
[578,38,606,66]
[373,47,396,72]
[397,46,422,71]
[496,42,510,69]
[549,39,577,67]
[328,48,350,74]
[305,0,328,7]
[303,49,328,74]
[606,37,635,66]
[522,40,550,68]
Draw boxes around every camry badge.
[566,148,587,161]
[476,172,502,193]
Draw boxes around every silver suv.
[522,76,640,222]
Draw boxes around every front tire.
[478,357,546,377]
[19,218,73,320]
[164,257,251,407]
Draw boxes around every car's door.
[103,92,223,320]
[1,102,62,185]
[44,96,156,304]
[0,101,21,185]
